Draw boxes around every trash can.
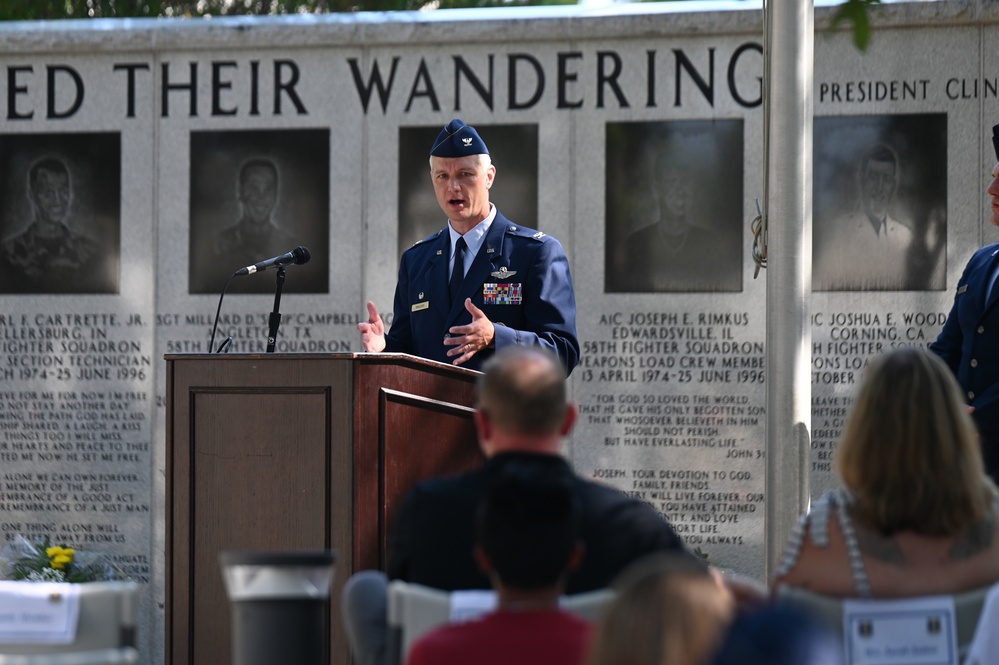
[220,550,336,665]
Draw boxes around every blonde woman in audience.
[775,347,999,597]
[587,553,735,665]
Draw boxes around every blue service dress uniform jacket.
[383,210,580,373]
[930,242,999,481]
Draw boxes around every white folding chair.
[774,583,990,664]
[0,581,140,665]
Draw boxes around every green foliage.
[831,0,881,51]
[0,0,880,54]
[0,0,156,19]
[432,0,575,8]
[0,0,578,17]
[0,0,352,19]
[0,0,734,18]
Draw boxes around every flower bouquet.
[0,534,123,583]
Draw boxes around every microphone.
[235,246,311,276]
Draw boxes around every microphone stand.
[266,267,286,353]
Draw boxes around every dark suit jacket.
[387,452,690,594]
[930,242,999,479]
[384,210,579,373]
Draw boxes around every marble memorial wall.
[0,3,995,660]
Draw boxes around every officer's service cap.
[430,118,489,158]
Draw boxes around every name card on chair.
[0,581,81,644]
[843,595,958,665]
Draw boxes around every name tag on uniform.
[412,301,429,312]
[483,283,522,305]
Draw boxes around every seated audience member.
[774,348,999,597]
[966,582,999,664]
[343,346,690,665]
[587,552,735,665]
[406,460,590,665]
[389,345,689,592]
[711,605,843,665]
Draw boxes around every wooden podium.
[164,353,483,665]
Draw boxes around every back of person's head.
[711,605,843,665]
[836,347,994,536]
[476,459,580,590]
[477,346,568,436]
[588,553,735,665]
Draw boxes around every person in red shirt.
[405,459,591,665]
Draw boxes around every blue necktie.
[449,237,467,304]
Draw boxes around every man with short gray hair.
[342,346,688,665]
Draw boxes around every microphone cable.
[209,271,238,354]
